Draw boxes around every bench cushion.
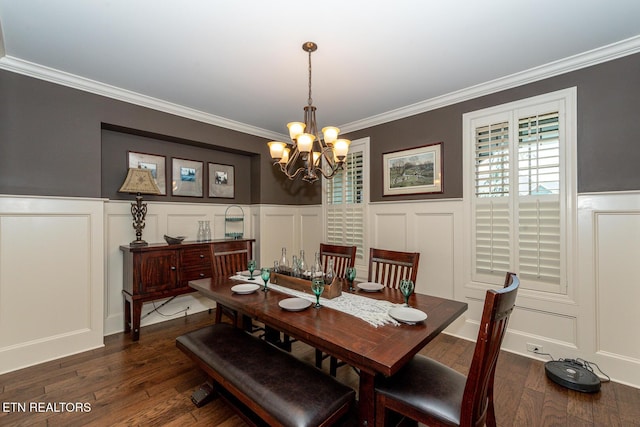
[176,323,355,427]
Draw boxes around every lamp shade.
[119,168,161,195]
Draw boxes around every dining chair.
[210,240,252,326]
[374,272,520,427]
[315,243,357,374]
[321,247,421,376]
[368,248,420,289]
[319,243,357,278]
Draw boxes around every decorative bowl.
[164,235,186,245]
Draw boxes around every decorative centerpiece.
[269,271,342,299]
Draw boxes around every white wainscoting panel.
[413,213,455,299]
[369,201,463,299]
[595,211,640,360]
[0,196,104,374]
[254,205,323,270]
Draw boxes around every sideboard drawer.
[180,246,212,266]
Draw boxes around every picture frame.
[171,158,203,197]
[382,142,443,196]
[127,151,166,195]
[208,163,235,198]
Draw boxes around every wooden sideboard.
[120,239,254,340]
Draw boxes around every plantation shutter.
[472,108,564,292]
[517,113,561,286]
[474,122,512,280]
[326,147,365,260]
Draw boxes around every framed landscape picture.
[127,151,166,195]
[382,142,443,196]
[171,158,203,197]
[208,163,235,198]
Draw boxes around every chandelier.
[267,42,350,183]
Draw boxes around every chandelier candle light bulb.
[267,41,350,183]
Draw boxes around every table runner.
[231,275,401,327]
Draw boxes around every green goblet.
[346,267,357,291]
[311,277,325,308]
[399,279,415,307]
[247,259,256,280]
[260,268,270,292]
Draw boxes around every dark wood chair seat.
[374,273,520,427]
[177,323,355,427]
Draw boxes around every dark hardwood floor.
[1,310,638,426]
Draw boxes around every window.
[324,137,369,262]
[464,89,575,294]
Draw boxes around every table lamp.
[119,167,161,246]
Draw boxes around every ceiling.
[1,1,640,140]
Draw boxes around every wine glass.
[399,279,414,307]
[311,277,325,308]
[260,267,270,292]
[346,267,357,291]
[247,259,256,280]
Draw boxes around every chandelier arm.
[315,163,343,180]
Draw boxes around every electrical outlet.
[526,343,543,353]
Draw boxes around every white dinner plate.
[357,282,384,292]
[388,307,427,324]
[278,298,312,312]
[231,283,261,294]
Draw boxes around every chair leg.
[214,302,223,324]
[330,356,339,377]
[375,394,387,427]
[486,387,497,427]
[315,349,324,369]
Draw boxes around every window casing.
[464,89,576,294]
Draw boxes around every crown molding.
[1,34,639,139]
[0,56,287,141]
[339,35,640,133]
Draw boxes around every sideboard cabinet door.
[138,250,179,294]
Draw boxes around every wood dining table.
[188,276,467,426]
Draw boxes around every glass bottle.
[292,255,300,278]
[203,221,211,241]
[313,252,322,277]
[325,259,335,285]
[197,221,204,242]
[280,247,289,272]
[299,250,307,275]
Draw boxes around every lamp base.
[130,239,149,247]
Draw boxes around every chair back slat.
[368,248,420,289]
[320,244,357,278]
[211,240,252,278]
[462,273,519,425]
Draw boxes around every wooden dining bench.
[176,323,355,427]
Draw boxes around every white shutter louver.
[326,148,365,260]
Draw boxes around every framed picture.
[171,158,203,197]
[127,151,166,195]
[383,142,443,196]
[208,163,235,198]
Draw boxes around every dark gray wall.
[344,52,640,201]
[2,52,639,204]
[0,69,321,205]
[101,127,253,203]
